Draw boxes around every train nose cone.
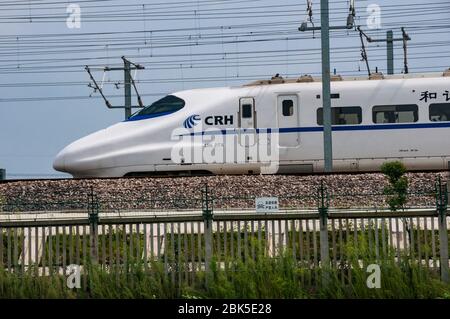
[53,150,66,172]
[53,129,109,177]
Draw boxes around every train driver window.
[372,104,418,123]
[242,104,253,118]
[131,95,185,118]
[282,100,294,116]
[317,106,362,125]
[429,103,450,122]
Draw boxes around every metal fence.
[0,181,449,286]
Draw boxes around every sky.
[0,0,449,179]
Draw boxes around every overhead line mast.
[85,56,145,119]
[358,27,411,75]
[299,0,356,173]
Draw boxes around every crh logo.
[183,114,234,128]
[183,114,201,129]
[205,115,233,126]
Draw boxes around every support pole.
[318,181,330,285]
[402,27,409,74]
[124,59,132,120]
[387,30,394,75]
[320,0,333,172]
[202,184,213,285]
[358,27,371,76]
[438,212,449,283]
[88,187,99,265]
[436,178,449,283]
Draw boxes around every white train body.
[54,71,450,178]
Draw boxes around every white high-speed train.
[54,70,450,178]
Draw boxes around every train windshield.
[131,95,185,119]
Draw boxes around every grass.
[1,241,450,299]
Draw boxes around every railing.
[0,208,448,282]
[0,180,449,285]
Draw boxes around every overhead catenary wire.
[1,28,449,61]
[0,19,448,56]
[0,38,448,73]
[1,64,448,103]
[1,49,449,72]
[0,0,447,103]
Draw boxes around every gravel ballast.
[0,172,447,211]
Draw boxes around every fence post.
[318,181,330,285]
[88,187,99,265]
[202,184,214,278]
[436,177,449,283]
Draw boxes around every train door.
[277,95,299,147]
[239,97,256,129]
[238,97,257,160]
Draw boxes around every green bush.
[381,161,409,211]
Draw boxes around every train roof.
[243,68,450,87]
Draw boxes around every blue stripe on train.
[180,122,450,136]
[125,111,174,122]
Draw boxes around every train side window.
[317,106,362,125]
[429,103,450,121]
[372,104,418,123]
[242,104,253,118]
[282,100,294,116]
